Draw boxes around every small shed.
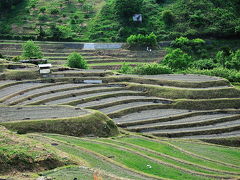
[38,64,52,74]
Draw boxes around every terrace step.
[126,113,240,132]
[99,101,166,114]
[0,106,89,122]
[51,70,113,77]
[4,83,90,105]
[181,130,240,139]
[20,86,127,105]
[0,82,50,99]
[77,96,168,109]
[46,90,145,105]
[148,119,240,138]
[113,109,193,124]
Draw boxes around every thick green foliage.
[215,49,240,70]
[225,50,240,70]
[0,0,23,12]
[22,40,43,59]
[89,0,240,41]
[1,0,240,41]
[127,33,157,49]
[161,48,192,70]
[171,37,207,58]
[119,63,133,74]
[162,10,175,26]
[119,63,172,75]
[191,59,217,70]
[67,52,88,69]
[115,0,143,23]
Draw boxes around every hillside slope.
[0,0,239,42]
[89,0,240,42]
[0,0,105,41]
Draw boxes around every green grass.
[44,134,213,180]
[106,137,240,173]
[168,140,240,166]
[40,141,145,180]
[93,138,232,176]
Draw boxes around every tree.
[49,25,62,41]
[22,40,43,59]
[67,52,88,69]
[37,26,45,40]
[162,10,175,26]
[161,48,192,70]
[114,0,143,23]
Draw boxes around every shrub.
[47,25,62,41]
[226,49,240,70]
[67,52,88,69]
[0,53,3,58]
[127,32,157,49]
[162,10,175,26]
[22,40,43,59]
[171,37,206,58]
[215,51,227,67]
[161,48,192,70]
[115,0,143,23]
[38,14,48,21]
[191,59,217,70]
[132,63,172,75]
[119,63,133,74]
[12,56,21,62]
[50,8,59,15]
[39,7,46,13]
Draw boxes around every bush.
[191,59,217,70]
[215,51,227,67]
[38,14,48,21]
[11,56,21,62]
[127,32,157,49]
[39,7,46,13]
[119,63,133,74]
[67,52,88,69]
[50,8,59,15]
[22,40,43,59]
[162,10,175,26]
[225,49,240,71]
[132,63,172,75]
[161,48,192,70]
[115,0,143,23]
[171,37,206,58]
[0,53,3,58]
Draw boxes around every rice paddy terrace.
[1,69,240,140]
[0,40,166,70]
[1,45,240,179]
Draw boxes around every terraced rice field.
[1,72,240,139]
[1,45,240,179]
[0,41,166,69]
[29,133,240,180]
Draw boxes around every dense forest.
[89,0,240,41]
[0,0,239,41]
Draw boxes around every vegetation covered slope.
[0,126,73,178]
[29,133,240,180]
[0,0,105,41]
[89,0,240,42]
[0,0,239,42]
